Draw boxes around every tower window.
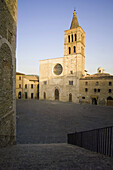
[31,84,33,89]
[74,46,76,53]
[70,71,73,74]
[71,34,73,42]
[68,35,70,43]
[75,34,77,41]
[19,76,21,80]
[69,47,71,54]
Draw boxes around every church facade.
[39,11,85,103]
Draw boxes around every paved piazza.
[16,100,113,144]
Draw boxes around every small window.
[98,89,100,92]
[69,81,73,85]
[70,71,73,74]
[75,34,77,41]
[85,82,88,86]
[68,35,70,43]
[109,89,112,93]
[96,82,99,86]
[94,89,96,93]
[85,88,88,92]
[19,76,21,80]
[44,81,47,85]
[69,47,71,54]
[19,84,21,88]
[31,84,33,89]
[109,82,112,86]
[25,84,27,89]
[71,34,73,42]
[74,46,76,53]
[82,97,85,99]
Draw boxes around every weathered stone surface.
[0,144,113,170]
[0,0,17,147]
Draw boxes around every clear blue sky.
[17,0,113,75]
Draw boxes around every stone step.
[0,143,113,170]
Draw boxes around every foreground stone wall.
[0,0,17,147]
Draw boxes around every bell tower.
[64,10,85,77]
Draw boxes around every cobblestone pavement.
[0,143,113,170]
[16,100,113,144]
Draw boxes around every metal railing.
[67,126,113,157]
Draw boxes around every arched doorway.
[44,92,46,99]
[55,89,59,100]
[107,96,113,106]
[69,93,72,102]
[18,92,21,99]
[92,98,97,105]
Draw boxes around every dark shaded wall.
[0,0,17,147]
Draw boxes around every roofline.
[16,72,25,75]
[40,56,64,62]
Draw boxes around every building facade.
[39,11,85,103]
[16,73,39,99]
[79,68,113,106]
[16,72,25,99]
[0,0,17,147]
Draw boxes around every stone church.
[39,11,85,103]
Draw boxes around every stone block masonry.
[0,0,17,147]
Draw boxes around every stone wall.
[0,0,17,147]
[79,76,113,106]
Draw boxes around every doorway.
[55,89,59,100]
[92,98,97,105]
[44,92,46,99]
[69,93,72,102]
[18,92,21,99]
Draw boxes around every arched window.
[68,35,70,43]
[44,92,46,99]
[69,47,71,54]
[74,46,76,53]
[75,34,77,41]
[71,34,73,42]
